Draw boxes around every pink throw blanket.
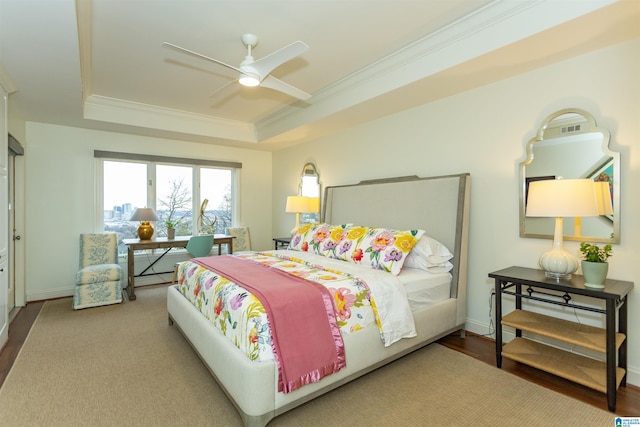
[193,255,346,393]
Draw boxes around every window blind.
[94,150,242,169]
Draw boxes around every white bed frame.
[167,173,471,426]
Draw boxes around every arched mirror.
[519,108,620,243]
[299,162,320,223]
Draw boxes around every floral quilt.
[176,251,380,362]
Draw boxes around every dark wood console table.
[489,266,633,412]
[272,237,291,250]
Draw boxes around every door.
[8,135,25,311]
[7,156,14,312]
[7,156,16,317]
[0,89,7,348]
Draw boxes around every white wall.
[272,38,640,385]
[24,124,272,300]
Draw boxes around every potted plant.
[579,242,612,289]
[165,219,178,239]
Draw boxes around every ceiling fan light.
[239,74,260,87]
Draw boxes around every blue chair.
[74,233,123,309]
[185,234,215,257]
[173,235,215,283]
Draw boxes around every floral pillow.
[289,223,349,255]
[329,226,424,276]
[288,223,323,253]
[328,225,370,262]
[289,223,424,275]
[317,224,350,256]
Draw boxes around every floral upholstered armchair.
[74,233,123,309]
[225,227,251,252]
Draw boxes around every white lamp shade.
[129,207,159,222]
[594,181,613,216]
[285,196,319,213]
[526,179,599,218]
[307,197,320,213]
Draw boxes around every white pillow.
[404,235,454,272]
[424,262,454,273]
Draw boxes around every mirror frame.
[299,162,321,222]
[519,108,620,243]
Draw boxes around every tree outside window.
[157,177,191,237]
[156,164,192,237]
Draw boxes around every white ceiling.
[0,0,638,151]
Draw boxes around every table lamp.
[129,207,159,240]
[285,196,320,234]
[526,178,599,279]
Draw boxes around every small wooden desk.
[123,234,234,300]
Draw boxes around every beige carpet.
[0,285,617,426]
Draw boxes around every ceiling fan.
[163,34,311,100]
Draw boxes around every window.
[200,168,232,234]
[156,164,193,237]
[97,151,241,254]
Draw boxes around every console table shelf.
[489,266,633,412]
[501,309,626,353]
[502,337,625,394]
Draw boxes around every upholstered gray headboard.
[323,173,470,299]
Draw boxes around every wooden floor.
[0,301,44,387]
[438,331,640,416]
[1,302,639,416]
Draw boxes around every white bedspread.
[399,267,452,311]
[275,250,417,346]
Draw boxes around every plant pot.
[581,260,608,289]
[167,227,176,240]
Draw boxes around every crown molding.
[0,61,17,94]
[83,95,257,143]
[75,0,620,146]
[256,0,619,143]
[75,0,93,102]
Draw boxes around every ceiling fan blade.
[250,41,309,79]
[162,42,243,74]
[209,80,238,98]
[260,75,311,101]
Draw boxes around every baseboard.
[464,318,494,337]
[26,286,74,302]
[25,249,206,302]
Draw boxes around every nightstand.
[272,237,291,250]
[489,266,633,412]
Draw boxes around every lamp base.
[290,213,301,235]
[544,270,572,281]
[137,221,154,240]
[538,247,578,281]
[538,216,578,281]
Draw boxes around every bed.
[167,173,471,426]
